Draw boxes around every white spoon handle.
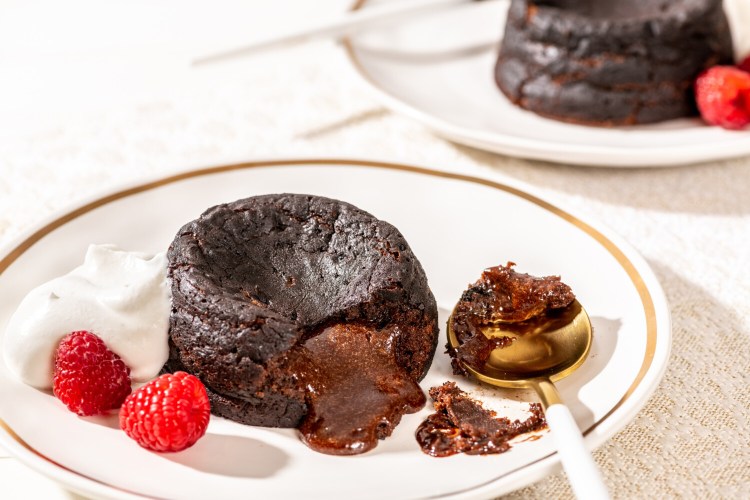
[545,404,610,500]
[193,0,471,66]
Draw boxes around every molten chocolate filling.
[290,324,426,455]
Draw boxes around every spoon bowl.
[448,300,592,386]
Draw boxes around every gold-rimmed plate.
[344,0,750,167]
[0,159,670,499]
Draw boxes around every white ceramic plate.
[0,159,670,499]
[345,0,750,167]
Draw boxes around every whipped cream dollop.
[3,244,171,389]
[727,0,750,58]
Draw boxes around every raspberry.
[53,331,132,416]
[738,55,750,73]
[119,372,210,452]
[694,66,750,130]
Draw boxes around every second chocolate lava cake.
[495,0,734,125]
[164,194,439,454]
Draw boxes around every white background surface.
[1,0,749,498]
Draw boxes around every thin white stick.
[546,404,611,500]
[193,0,470,66]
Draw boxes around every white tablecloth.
[1,1,749,498]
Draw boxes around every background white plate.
[0,159,671,499]
[346,0,750,167]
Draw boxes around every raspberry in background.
[120,371,210,452]
[694,66,750,130]
[738,55,750,73]
[53,331,132,416]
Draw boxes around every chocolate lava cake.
[495,0,735,125]
[164,194,439,455]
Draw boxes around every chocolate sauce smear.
[416,382,546,457]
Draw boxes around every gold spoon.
[448,300,610,500]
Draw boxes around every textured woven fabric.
[1,1,749,498]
